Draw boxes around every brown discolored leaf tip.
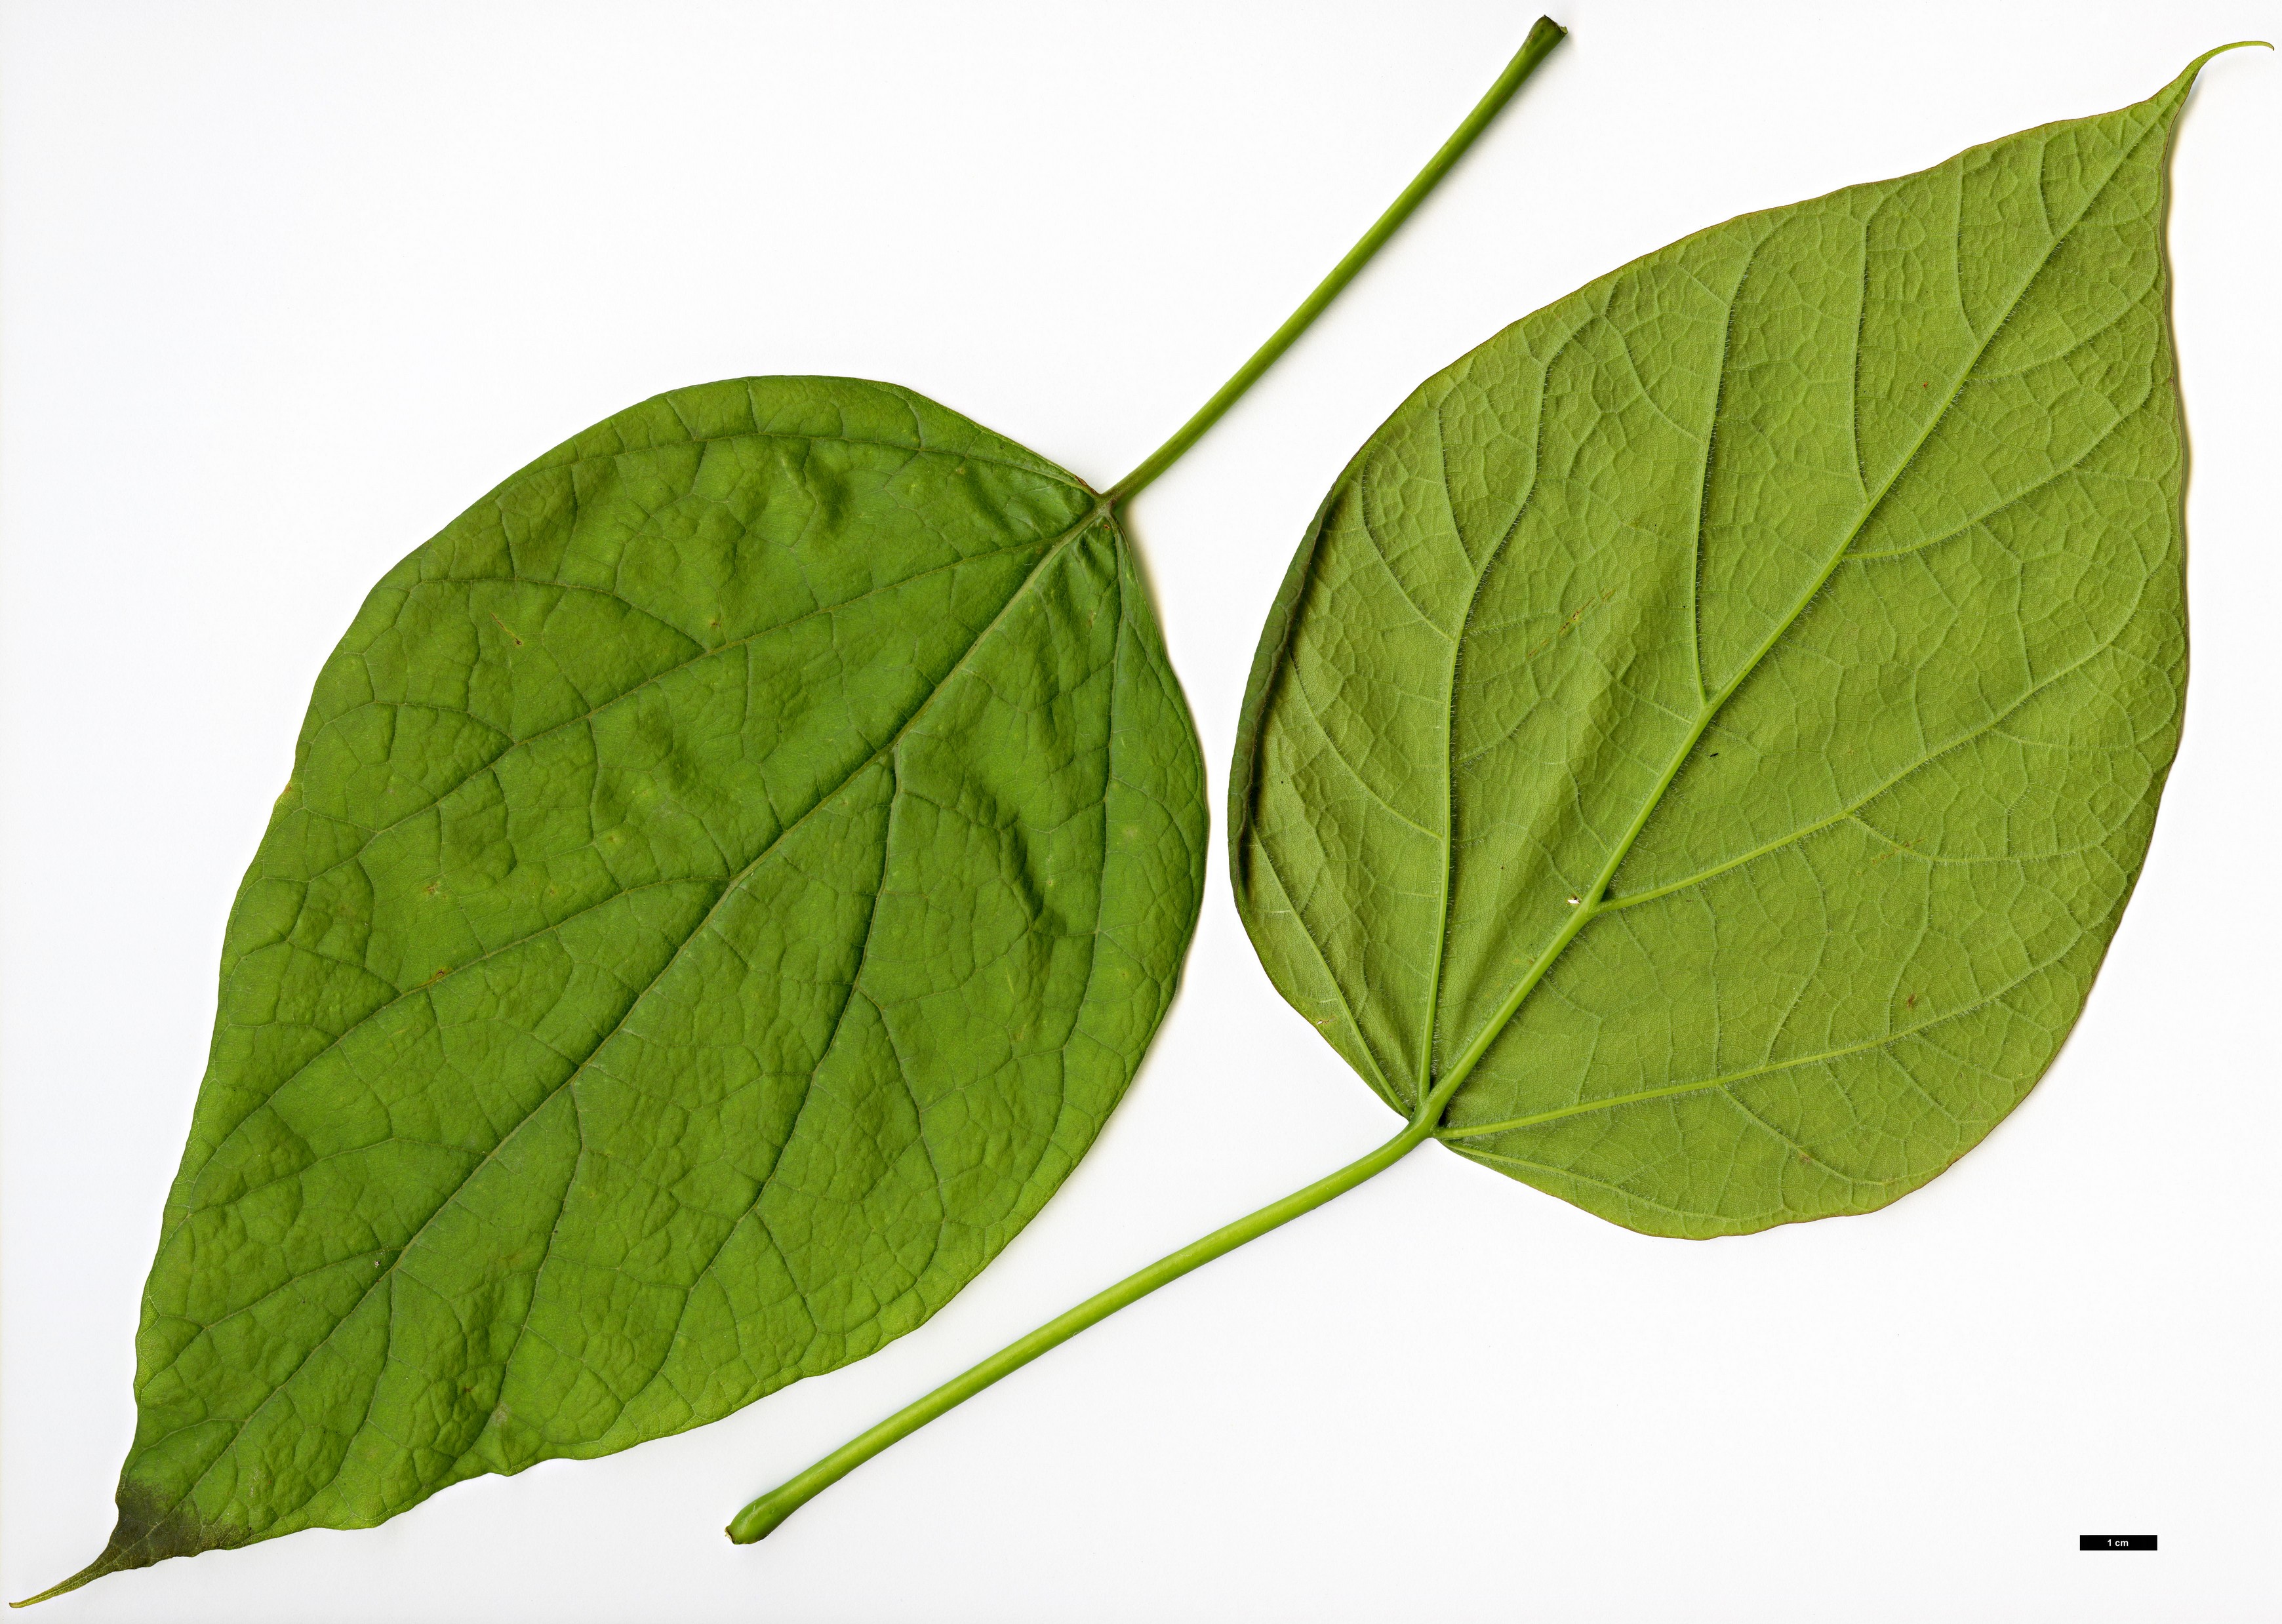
[13,1486,247,1606]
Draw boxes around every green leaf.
[61,376,1205,1592]
[1232,60,2214,1238]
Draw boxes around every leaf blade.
[77,376,1205,1586]
[1233,65,2208,1238]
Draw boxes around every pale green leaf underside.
[86,378,1205,1583]
[1232,68,2204,1238]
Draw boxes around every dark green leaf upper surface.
[86,378,1205,1583]
[1232,68,2204,1237]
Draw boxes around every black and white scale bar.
[2079,1535,2157,1551]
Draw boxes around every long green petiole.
[1102,16,1566,508]
[730,19,1566,1543]
[729,1067,1473,1544]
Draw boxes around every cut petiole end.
[730,1445,879,1543]
[727,1489,805,1545]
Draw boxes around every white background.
[3,3,2276,1619]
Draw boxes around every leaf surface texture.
[1231,68,2202,1237]
[87,377,1205,1581]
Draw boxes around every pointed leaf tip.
[2171,39,2272,94]
[12,1556,110,1608]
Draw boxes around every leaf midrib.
[1410,111,2159,1130]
